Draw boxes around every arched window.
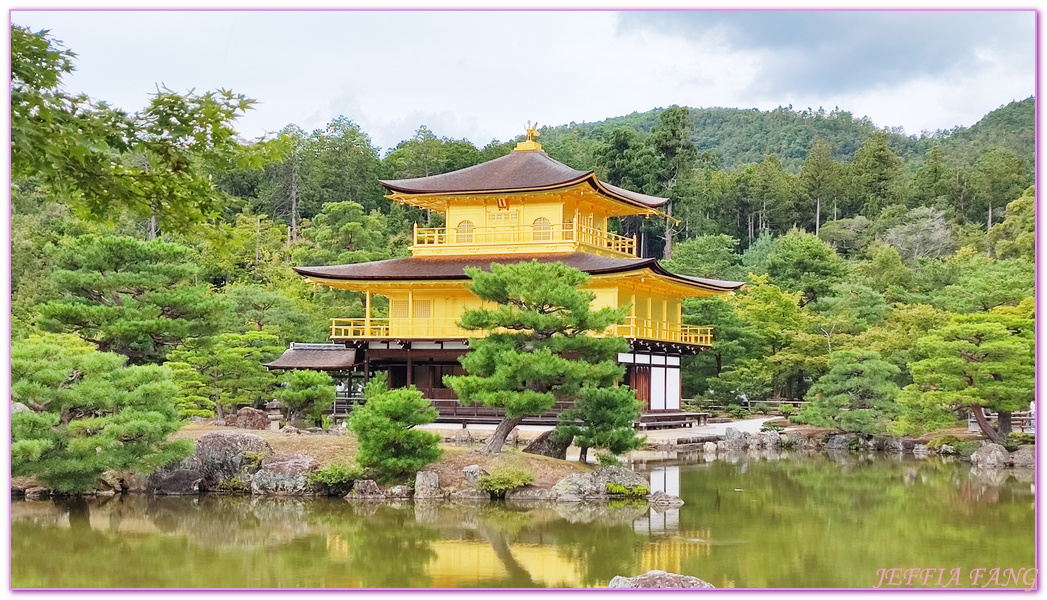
[456,220,474,243]
[532,217,552,241]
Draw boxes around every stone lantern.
[265,399,286,431]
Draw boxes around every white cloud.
[11,9,1035,152]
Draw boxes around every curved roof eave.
[292,254,745,293]
[379,149,669,211]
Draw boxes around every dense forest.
[11,23,1035,481]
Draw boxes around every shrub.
[954,440,982,456]
[778,404,796,417]
[753,402,771,415]
[927,434,961,449]
[217,478,249,494]
[307,463,365,485]
[761,421,784,432]
[596,452,623,466]
[349,386,442,482]
[605,482,649,497]
[727,406,749,420]
[850,437,864,452]
[477,463,535,498]
[1009,432,1035,446]
[307,463,365,496]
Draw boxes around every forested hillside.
[12,25,1035,466]
[537,98,1035,174]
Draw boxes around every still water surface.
[11,454,1035,588]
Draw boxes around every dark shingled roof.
[380,150,668,209]
[266,343,358,371]
[294,253,744,292]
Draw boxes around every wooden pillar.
[646,295,652,339]
[365,290,372,337]
[406,346,413,386]
[629,291,636,337]
[662,297,668,339]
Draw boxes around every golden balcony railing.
[613,317,714,346]
[331,317,478,340]
[331,316,713,346]
[412,222,637,256]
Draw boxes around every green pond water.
[11,453,1035,589]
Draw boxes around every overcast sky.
[11,9,1036,154]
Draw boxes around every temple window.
[533,217,552,241]
[456,220,474,243]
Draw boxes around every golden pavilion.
[273,129,743,423]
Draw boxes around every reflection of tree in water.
[671,456,1035,588]
[552,519,648,586]
[307,502,438,588]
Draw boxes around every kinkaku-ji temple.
[267,126,744,426]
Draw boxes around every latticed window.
[392,298,431,320]
[563,218,574,240]
[533,217,552,241]
[414,299,432,319]
[456,220,474,243]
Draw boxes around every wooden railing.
[413,222,637,256]
[613,318,713,346]
[331,316,713,346]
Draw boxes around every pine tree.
[274,370,336,426]
[11,334,192,493]
[798,350,901,434]
[37,235,228,364]
[165,331,282,419]
[893,312,1034,443]
[555,386,643,462]
[444,260,633,455]
[349,384,442,481]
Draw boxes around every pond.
[11,453,1035,589]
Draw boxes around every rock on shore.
[608,570,715,588]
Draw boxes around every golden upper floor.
[381,140,669,259]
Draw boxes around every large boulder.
[552,473,600,498]
[251,454,321,495]
[454,428,473,446]
[386,485,413,499]
[702,441,718,455]
[608,570,715,589]
[724,428,748,450]
[347,479,385,500]
[231,407,271,430]
[191,431,274,491]
[784,433,809,450]
[522,430,571,460]
[148,469,203,495]
[462,465,489,489]
[592,466,649,495]
[970,443,1010,469]
[24,487,51,500]
[450,488,490,501]
[413,470,445,499]
[825,434,853,450]
[898,437,920,453]
[504,486,559,503]
[1010,445,1035,468]
[97,470,125,493]
[552,466,648,499]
